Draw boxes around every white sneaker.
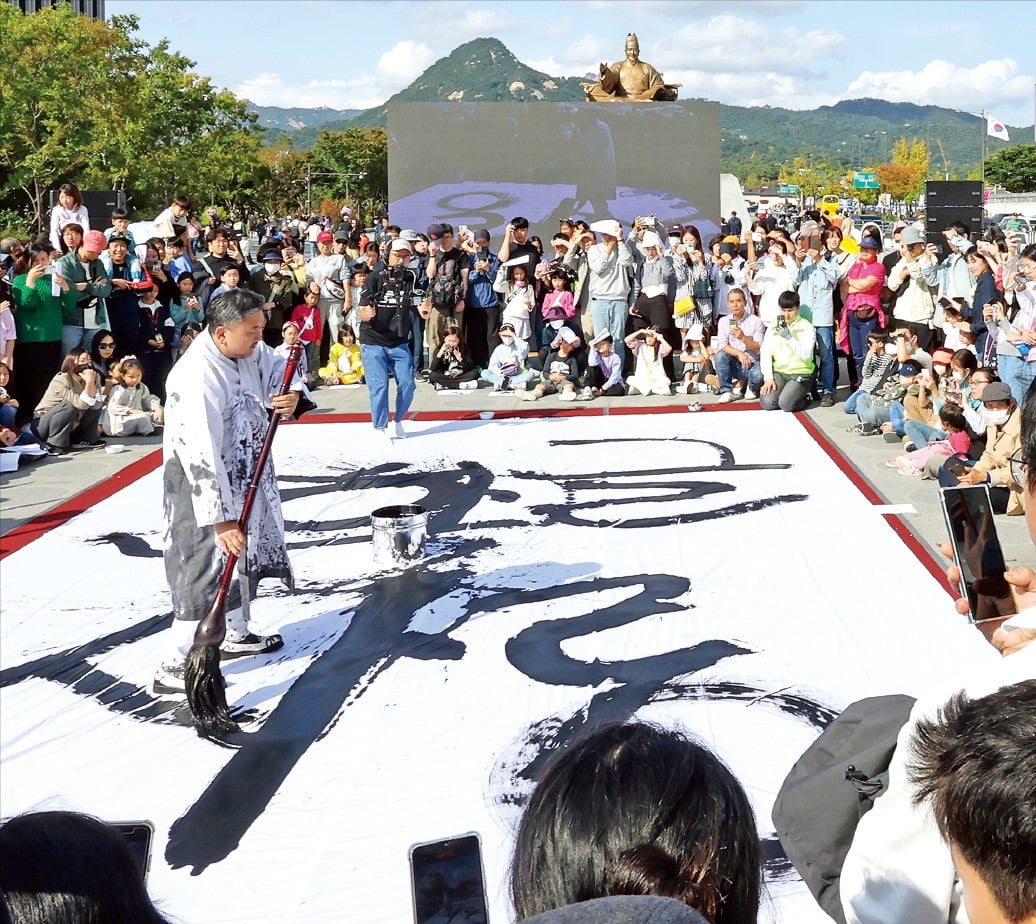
[745,387,757,400]
[576,386,594,401]
[732,386,744,398]
[518,388,538,401]
[393,420,407,439]
[459,380,478,390]
[558,389,577,402]
[717,392,735,403]
[375,427,394,443]
[696,382,710,394]
[152,662,186,695]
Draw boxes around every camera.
[723,272,735,285]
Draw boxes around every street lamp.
[305,167,367,214]
[880,130,887,163]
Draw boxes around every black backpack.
[771,694,916,923]
[430,250,463,309]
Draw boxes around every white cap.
[390,238,413,253]
[638,230,663,252]
[589,219,622,238]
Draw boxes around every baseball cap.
[860,236,881,250]
[333,229,350,242]
[107,230,130,244]
[898,360,922,376]
[82,230,107,252]
[317,230,334,243]
[981,382,1013,403]
[261,251,283,263]
[400,229,422,242]
[900,227,925,247]
[390,238,413,253]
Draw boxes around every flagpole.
[981,109,986,185]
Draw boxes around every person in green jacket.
[12,241,77,418]
[55,229,112,354]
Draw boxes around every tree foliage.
[984,144,1036,193]
[309,128,388,217]
[875,137,928,201]
[0,6,261,232]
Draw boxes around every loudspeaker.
[925,181,983,246]
[48,189,128,232]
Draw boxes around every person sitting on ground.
[713,289,763,403]
[0,810,173,924]
[907,682,1036,924]
[481,321,535,392]
[519,329,585,401]
[760,290,816,412]
[676,324,710,395]
[583,329,624,398]
[937,381,1024,515]
[625,326,672,396]
[886,403,971,478]
[879,360,935,448]
[31,348,105,454]
[318,323,363,386]
[853,359,920,435]
[101,355,163,437]
[510,722,761,924]
[429,325,479,391]
[0,361,19,433]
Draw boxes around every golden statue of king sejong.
[580,33,680,102]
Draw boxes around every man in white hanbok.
[153,289,307,694]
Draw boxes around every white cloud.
[235,41,437,111]
[844,58,1034,120]
[409,3,524,45]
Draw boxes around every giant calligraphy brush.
[184,338,304,736]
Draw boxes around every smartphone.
[409,832,488,924]
[110,820,154,881]
[939,484,1016,623]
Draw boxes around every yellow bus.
[819,195,840,218]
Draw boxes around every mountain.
[246,103,363,136]
[268,38,1032,177]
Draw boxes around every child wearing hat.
[583,330,624,398]
[481,322,535,392]
[275,319,309,384]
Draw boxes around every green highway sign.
[853,171,879,189]
[778,184,800,195]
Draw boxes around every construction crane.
[936,138,950,180]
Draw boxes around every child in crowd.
[175,322,202,363]
[137,281,172,401]
[583,330,624,398]
[318,324,363,386]
[494,263,535,343]
[346,264,368,334]
[209,264,240,302]
[0,284,15,369]
[101,356,163,437]
[541,267,578,333]
[429,326,479,390]
[886,403,971,477]
[166,238,193,281]
[481,322,535,393]
[518,329,585,401]
[677,324,710,394]
[842,330,896,416]
[276,321,308,384]
[290,283,323,387]
[0,361,19,431]
[105,208,136,252]
[625,327,672,396]
[169,272,204,348]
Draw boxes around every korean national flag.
[986,116,1010,141]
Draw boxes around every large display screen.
[388,101,720,240]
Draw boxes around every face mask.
[547,320,564,330]
[952,371,964,381]
[264,263,281,275]
[884,344,898,356]
[75,362,92,374]
[986,409,1011,426]
[500,336,514,346]
[933,365,947,376]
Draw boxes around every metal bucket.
[371,504,429,566]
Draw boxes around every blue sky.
[109,0,1035,128]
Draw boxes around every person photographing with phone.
[759,290,815,412]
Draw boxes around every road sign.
[778,184,800,195]
[853,171,879,189]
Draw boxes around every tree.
[875,137,927,202]
[0,7,263,231]
[309,128,388,216]
[984,144,1036,192]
